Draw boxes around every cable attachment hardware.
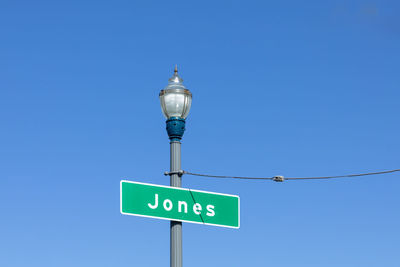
[164,170,185,177]
[273,175,285,182]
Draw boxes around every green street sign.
[120,180,240,229]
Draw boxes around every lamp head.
[159,66,192,119]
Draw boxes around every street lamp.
[160,65,192,141]
[160,65,192,267]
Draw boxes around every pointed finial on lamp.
[166,65,185,89]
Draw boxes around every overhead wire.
[181,169,400,182]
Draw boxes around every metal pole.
[170,140,182,267]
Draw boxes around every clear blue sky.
[1,1,399,266]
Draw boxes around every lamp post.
[159,66,192,267]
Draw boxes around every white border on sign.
[120,180,240,229]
